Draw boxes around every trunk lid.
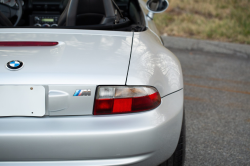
[0,29,133,116]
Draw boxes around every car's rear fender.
[127,29,184,97]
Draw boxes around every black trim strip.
[125,31,134,85]
[161,88,183,98]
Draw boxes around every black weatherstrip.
[125,31,134,85]
[161,88,183,98]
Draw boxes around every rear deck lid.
[0,29,133,85]
[0,29,133,116]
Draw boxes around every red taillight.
[94,99,114,115]
[93,86,161,115]
[0,42,58,47]
[132,92,160,111]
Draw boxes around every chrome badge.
[6,60,24,70]
[74,89,91,96]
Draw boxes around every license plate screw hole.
[30,87,33,90]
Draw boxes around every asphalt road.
[169,48,250,166]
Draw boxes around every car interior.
[0,0,146,32]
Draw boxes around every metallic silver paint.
[139,0,163,44]
[0,154,152,166]
[49,90,69,112]
[0,29,133,85]
[0,29,133,115]
[0,0,184,165]
[127,30,183,97]
[0,90,183,166]
[48,85,96,116]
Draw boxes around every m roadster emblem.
[74,89,91,96]
[6,60,24,70]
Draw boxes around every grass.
[153,0,250,44]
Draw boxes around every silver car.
[0,0,185,165]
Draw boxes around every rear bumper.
[0,90,183,166]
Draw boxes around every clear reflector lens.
[98,87,115,99]
[94,86,161,115]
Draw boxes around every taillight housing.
[93,86,161,115]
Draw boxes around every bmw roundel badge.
[6,60,24,70]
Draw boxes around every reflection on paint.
[127,31,182,96]
[0,30,133,85]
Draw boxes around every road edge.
[161,36,250,58]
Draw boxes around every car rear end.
[0,29,183,166]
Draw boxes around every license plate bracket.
[0,86,45,117]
